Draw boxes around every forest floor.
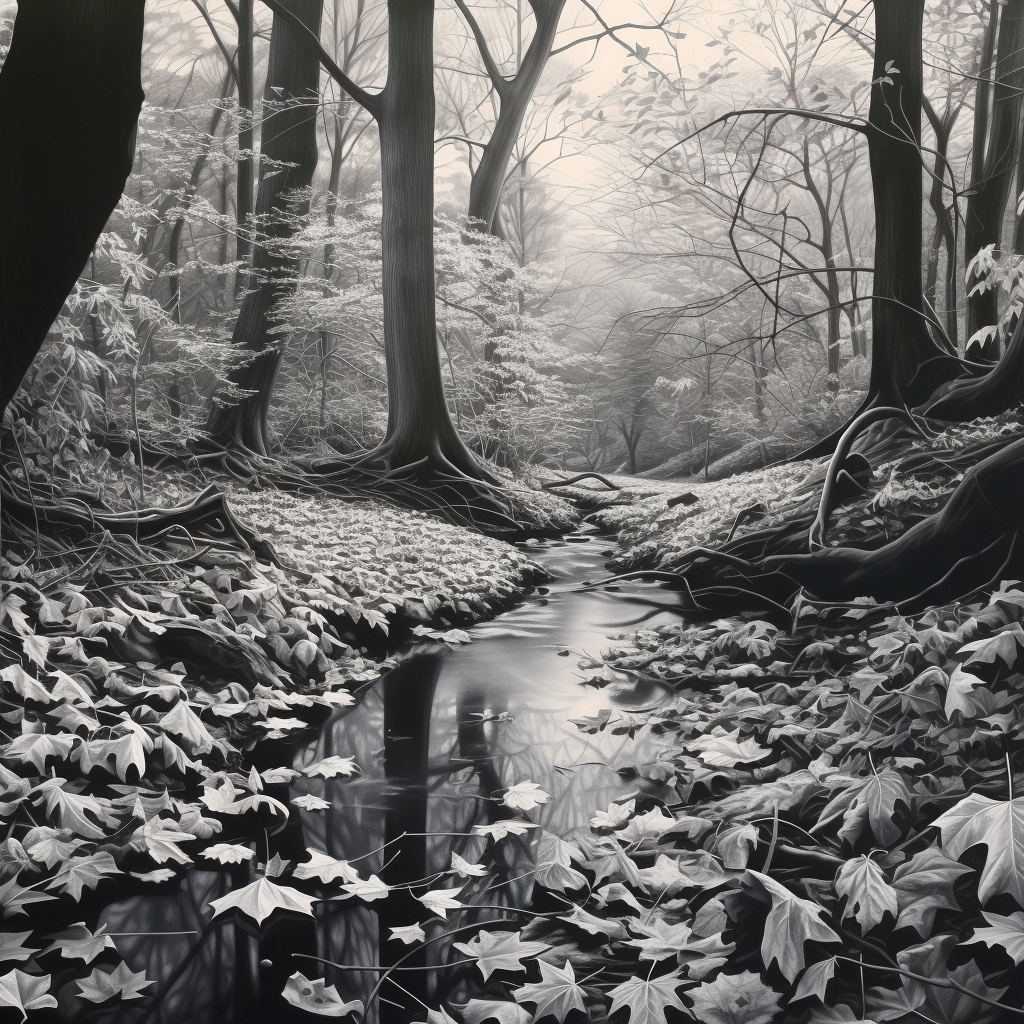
[5,418,1024,1022]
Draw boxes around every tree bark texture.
[206,0,323,454]
[965,0,1024,340]
[922,98,959,349]
[0,0,146,414]
[865,0,942,406]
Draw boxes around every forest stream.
[92,529,687,1024]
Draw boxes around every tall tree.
[0,0,147,414]
[207,0,324,453]
[964,0,1024,342]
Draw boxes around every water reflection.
[92,532,685,1024]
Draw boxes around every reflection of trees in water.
[87,630,672,1024]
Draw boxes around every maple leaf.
[340,875,390,902]
[963,911,1024,964]
[957,626,1023,667]
[304,756,358,778]
[1,665,52,704]
[638,852,726,894]
[616,808,708,845]
[625,918,693,960]
[76,962,153,1002]
[745,871,840,982]
[0,877,56,918]
[502,782,550,811]
[514,960,587,1023]
[0,933,34,963]
[591,800,635,830]
[390,924,426,945]
[686,732,771,767]
[891,846,972,935]
[836,856,897,931]
[453,930,551,980]
[535,831,587,891]
[293,851,360,884]
[46,851,121,900]
[209,878,317,925]
[451,851,487,878]
[138,816,195,864]
[932,793,1024,904]
[0,970,56,1021]
[30,778,119,839]
[459,998,531,1024]
[292,794,331,811]
[282,971,363,1017]
[689,971,780,1024]
[823,769,912,846]
[5,732,76,772]
[202,843,255,865]
[607,970,686,1024]
[944,666,1009,720]
[559,905,628,939]
[417,886,463,918]
[474,821,539,840]
[159,700,214,753]
[41,923,114,962]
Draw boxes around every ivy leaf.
[932,793,1024,904]
[76,962,153,1002]
[293,851,360,884]
[607,969,686,1024]
[0,933,35,963]
[159,700,214,754]
[688,970,780,1024]
[514,960,587,1023]
[281,971,363,1017]
[41,923,114,962]
[208,878,317,925]
[0,970,56,1021]
[686,732,771,766]
[745,871,840,981]
[5,732,76,772]
[452,930,551,980]
[957,626,1023,667]
[794,958,837,1002]
[616,808,708,844]
[963,911,1024,964]
[138,816,195,865]
[891,846,972,935]
[1,665,52,704]
[836,856,897,931]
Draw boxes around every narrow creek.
[96,528,688,1024]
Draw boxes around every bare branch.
[191,0,240,87]
[453,0,510,100]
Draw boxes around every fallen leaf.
[76,962,153,1002]
[688,970,780,1024]
[514,960,587,1023]
[0,970,56,1021]
[607,969,686,1024]
[452,930,551,980]
[209,878,317,925]
[282,971,363,1017]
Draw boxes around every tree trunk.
[206,0,323,454]
[235,0,255,293]
[465,0,565,234]
[865,0,942,406]
[965,0,1024,340]
[922,98,959,348]
[375,0,489,478]
[0,0,146,414]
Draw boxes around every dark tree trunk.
[0,0,146,415]
[965,0,1024,340]
[235,0,255,292]
[206,0,323,454]
[462,0,565,234]
[375,0,489,478]
[865,0,943,406]
[166,66,235,324]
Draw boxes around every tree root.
[541,473,620,491]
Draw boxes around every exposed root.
[541,473,620,491]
